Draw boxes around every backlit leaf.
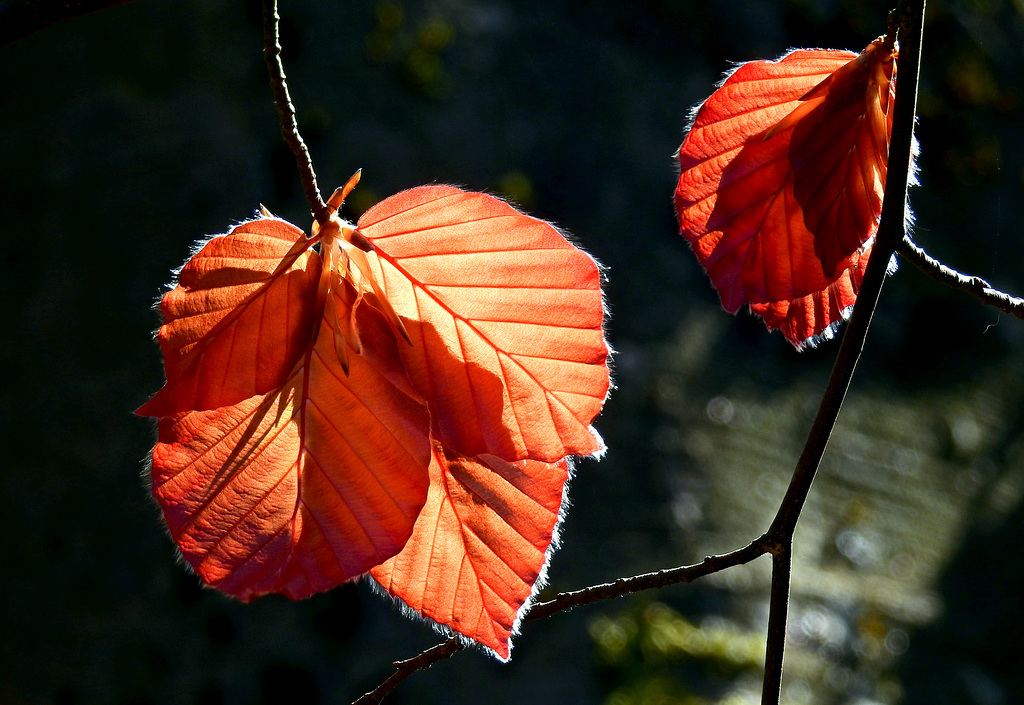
[140,178,610,656]
[674,39,897,347]
[371,444,569,661]
[749,246,870,347]
[150,281,431,601]
[137,218,319,416]
[359,186,609,462]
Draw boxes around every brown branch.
[525,539,767,622]
[898,235,1024,319]
[353,638,465,705]
[353,540,770,705]
[757,1,926,701]
[761,547,792,705]
[262,0,326,221]
[0,0,138,48]
[764,0,925,547]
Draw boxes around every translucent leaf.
[371,443,569,660]
[140,182,610,657]
[749,246,871,349]
[150,285,431,601]
[359,186,609,462]
[138,218,319,416]
[674,40,897,347]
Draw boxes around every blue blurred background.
[2,1,1023,703]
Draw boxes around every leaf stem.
[262,0,327,221]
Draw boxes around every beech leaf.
[150,281,432,601]
[674,39,897,347]
[139,178,610,657]
[137,218,320,417]
[359,186,609,462]
[371,443,569,660]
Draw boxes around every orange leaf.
[140,179,610,657]
[137,217,320,416]
[674,39,896,347]
[750,246,871,347]
[150,282,431,601]
[358,186,609,462]
[370,443,569,660]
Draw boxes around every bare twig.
[762,547,793,705]
[353,540,770,704]
[898,235,1024,319]
[764,0,925,547]
[0,0,137,48]
[526,539,767,621]
[353,638,465,705]
[262,0,327,221]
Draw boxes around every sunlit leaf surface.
[674,39,896,347]
[140,183,610,657]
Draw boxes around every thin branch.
[0,0,137,48]
[898,235,1024,318]
[353,540,770,705]
[353,638,465,705]
[758,2,926,701]
[262,0,327,221]
[764,0,925,546]
[761,548,793,705]
[526,539,767,622]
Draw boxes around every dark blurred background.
[2,1,1023,703]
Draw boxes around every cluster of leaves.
[138,22,907,666]
[137,176,611,659]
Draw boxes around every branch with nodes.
[354,638,466,705]
[898,235,1024,318]
[354,540,769,705]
